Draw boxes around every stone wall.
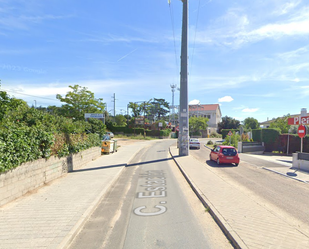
[0,147,101,207]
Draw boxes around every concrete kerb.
[169,147,246,249]
[262,167,308,183]
[61,142,148,249]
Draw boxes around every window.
[221,148,237,156]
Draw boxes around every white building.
[189,104,222,132]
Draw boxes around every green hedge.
[160,129,171,137]
[0,124,54,172]
[0,127,101,173]
[111,125,171,137]
[111,126,145,135]
[252,129,262,142]
[146,130,160,136]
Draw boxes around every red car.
[209,145,240,166]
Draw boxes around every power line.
[168,1,179,78]
[1,88,58,101]
[190,0,201,74]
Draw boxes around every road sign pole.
[301,137,303,153]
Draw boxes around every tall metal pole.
[171,84,177,126]
[179,0,189,156]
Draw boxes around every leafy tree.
[115,114,127,126]
[56,85,105,120]
[86,118,106,137]
[218,116,240,133]
[189,116,208,134]
[269,114,290,133]
[0,86,29,123]
[150,98,170,120]
[128,102,143,117]
[243,117,259,130]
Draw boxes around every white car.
[189,138,200,149]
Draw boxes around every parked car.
[106,131,114,138]
[209,145,239,166]
[189,138,200,149]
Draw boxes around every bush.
[221,129,239,139]
[207,140,213,145]
[210,132,221,138]
[160,129,171,137]
[223,132,240,148]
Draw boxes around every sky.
[1,0,309,123]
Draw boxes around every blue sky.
[1,0,309,123]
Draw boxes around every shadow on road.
[71,157,177,173]
[206,160,238,168]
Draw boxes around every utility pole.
[171,84,177,126]
[111,93,116,122]
[179,0,189,156]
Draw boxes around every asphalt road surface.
[68,140,232,249]
[193,140,309,233]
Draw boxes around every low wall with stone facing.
[0,147,101,207]
[292,153,309,173]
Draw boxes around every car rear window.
[222,148,237,156]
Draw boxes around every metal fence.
[242,142,265,153]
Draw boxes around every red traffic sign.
[175,126,179,132]
[288,116,309,125]
[298,125,307,138]
[228,131,233,136]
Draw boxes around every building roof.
[189,104,222,117]
[189,104,220,112]
[259,114,299,125]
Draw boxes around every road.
[192,139,309,233]
[68,140,232,249]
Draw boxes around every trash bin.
[113,140,118,152]
[101,140,115,154]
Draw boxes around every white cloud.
[242,108,259,113]
[277,46,309,62]
[218,96,234,102]
[273,0,301,16]
[197,5,309,48]
[189,99,200,105]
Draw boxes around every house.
[188,104,222,132]
[259,114,300,128]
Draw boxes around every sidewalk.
[0,140,152,249]
[170,146,309,249]
[241,153,309,183]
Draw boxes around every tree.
[56,85,105,120]
[128,102,143,117]
[150,98,170,120]
[87,118,106,137]
[115,114,127,126]
[243,117,259,130]
[0,86,29,123]
[189,116,208,135]
[269,114,290,133]
[217,116,240,133]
